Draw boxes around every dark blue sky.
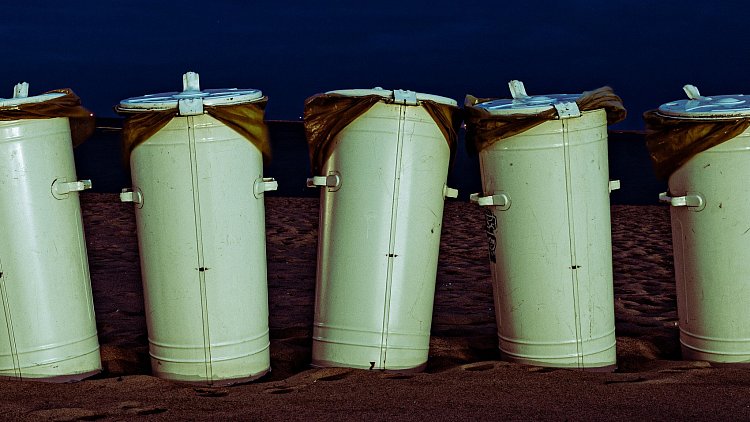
[3,1,749,129]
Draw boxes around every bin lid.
[657,85,750,118]
[327,87,457,106]
[0,82,65,107]
[475,93,582,115]
[119,88,263,111]
[118,72,263,111]
[472,80,582,115]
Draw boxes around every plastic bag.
[115,99,271,165]
[303,93,461,174]
[464,86,626,153]
[0,88,95,147]
[644,110,750,179]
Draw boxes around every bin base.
[0,347,102,382]
[150,342,271,386]
[153,367,271,387]
[501,352,616,372]
[312,335,429,372]
[502,356,617,372]
[311,358,427,373]
[681,344,750,366]
[0,368,101,383]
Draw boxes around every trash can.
[304,87,460,371]
[0,83,101,381]
[116,72,276,385]
[465,80,626,370]
[646,85,750,364]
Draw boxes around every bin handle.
[469,192,511,211]
[52,178,92,199]
[254,177,278,198]
[659,191,705,212]
[306,173,341,192]
[120,188,144,208]
[443,185,458,199]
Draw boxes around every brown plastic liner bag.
[303,93,461,174]
[644,110,750,180]
[115,99,271,166]
[0,88,95,147]
[464,86,627,153]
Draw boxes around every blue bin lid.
[0,82,65,107]
[118,72,263,112]
[327,87,457,106]
[658,85,750,118]
[474,80,580,115]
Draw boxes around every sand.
[0,194,749,421]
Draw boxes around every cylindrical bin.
[465,80,624,370]
[304,88,460,371]
[116,72,276,385]
[0,83,101,381]
[646,85,750,364]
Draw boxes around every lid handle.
[13,82,29,99]
[182,71,201,92]
[178,71,204,115]
[683,84,702,100]
[393,89,418,105]
[508,80,528,99]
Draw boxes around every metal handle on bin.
[469,192,511,211]
[52,178,92,199]
[254,177,278,198]
[13,82,29,99]
[553,102,581,119]
[609,180,621,193]
[177,72,205,116]
[683,84,703,100]
[659,191,705,212]
[443,185,459,199]
[120,188,144,207]
[306,173,341,192]
[508,80,529,99]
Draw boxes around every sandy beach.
[0,194,748,421]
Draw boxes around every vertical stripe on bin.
[673,220,689,324]
[380,103,407,369]
[187,116,213,382]
[0,265,20,379]
[561,118,585,369]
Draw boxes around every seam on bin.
[380,103,406,369]
[498,327,616,345]
[0,264,20,380]
[561,118,585,370]
[500,341,616,360]
[679,330,750,343]
[187,115,213,382]
[675,220,689,324]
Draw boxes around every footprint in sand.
[461,362,496,372]
[29,407,107,421]
[523,366,562,374]
[117,401,169,416]
[194,388,229,398]
[381,373,415,380]
[264,386,297,394]
[315,371,351,382]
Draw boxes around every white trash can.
[466,81,622,370]
[0,83,101,381]
[648,85,750,364]
[305,88,459,371]
[117,72,276,385]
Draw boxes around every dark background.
[3,1,749,128]
[5,1,747,203]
